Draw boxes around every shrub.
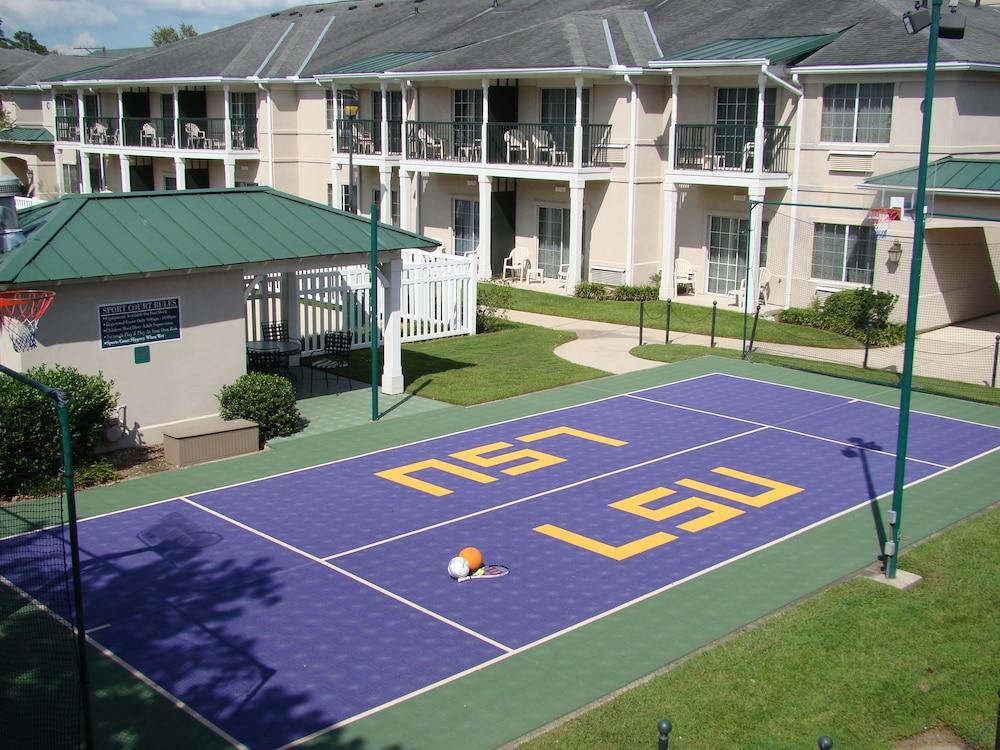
[611,284,659,302]
[648,271,662,288]
[0,365,118,498]
[477,280,512,333]
[574,281,609,300]
[217,373,302,442]
[779,289,904,346]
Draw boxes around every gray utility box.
[162,416,259,467]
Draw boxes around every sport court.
[2,372,999,750]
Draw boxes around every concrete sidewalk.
[508,309,996,386]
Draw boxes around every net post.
[748,303,762,354]
[863,324,873,369]
[657,719,672,750]
[992,335,999,388]
[665,299,671,344]
[639,301,645,346]
[710,300,717,348]
[370,201,379,422]
[53,390,95,750]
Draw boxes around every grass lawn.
[490,284,861,349]
[519,506,1000,750]
[344,321,607,405]
[632,343,1000,407]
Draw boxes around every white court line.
[325,424,768,560]
[0,573,247,750]
[180,497,514,654]
[281,440,1000,745]
[625,395,949,469]
[716,372,1000,430]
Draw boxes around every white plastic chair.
[184,122,206,148]
[674,258,696,294]
[140,122,158,146]
[734,267,772,308]
[504,128,529,163]
[502,247,531,281]
[417,127,444,159]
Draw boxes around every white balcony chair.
[674,258,696,295]
[733,267,772,308]
[531,129,567,165]
[504,128,529,163]
[184,122,206,149]
[417,127,444,159]
[502,246,531,281]
[89,122,109,144]
[140,122,158,147]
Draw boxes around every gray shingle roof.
[0,50,121,87]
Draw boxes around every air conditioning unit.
[814,286,841,303]
[590,266,626,286]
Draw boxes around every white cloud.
[0,0,117,33]
[51,31,100,56]
[140,0,299,17]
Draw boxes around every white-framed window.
[810,223,876,284]
[453,198,479,256]
[391,188,400,227]
[707,215,747,294]
[325,88,335,130]
[538,205,571,278]
[62,163,80,194]
[341,184,351,211]
[821,83,893,144]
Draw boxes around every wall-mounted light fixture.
[888,240,903,264]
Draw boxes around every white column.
[116,88,123,144]
[784,74,805,309]
[224,158,236,188]
[481,78,489,166]
[399,169,413,230]
[172,86,180,149]
[478,174,493,279]
[174,157,186,190]
[380,82,389,157]
[659,181,679,300]
[331,82,339,153]
[281,272,299,359]
[753,69,766,177]
[567,179,585,290]
[747,186,766,311]
[330,160,341,208]
[98,153,106,190]
[573,76,584,170]
[54,149,65,195]
[80,154,92,193]
[625,75,638,284]
[379,165,392,222]
[76,91,85,142]
[223,84,232,150]
[380,256,404,394]
[400,81,408,160]
[119,154,131,192]
[668,75,678,171]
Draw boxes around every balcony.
[335,119,402,156]
[55,115,258,151]
[673,124,790,174]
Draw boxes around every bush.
[217,373,302,442]
[574,281,609,300]
[611,284,659,302]
[0,365,118,498]
[477,280,513,333]
[779,288,905,346]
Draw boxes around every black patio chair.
[308,331,353,393]
[247,348,283,376]
[261,320,289,341]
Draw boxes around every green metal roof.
[1,187,439,285]
[863,157,1000,194]
[321,51,440,75]
[0,126,53,143]
[666,33,841,64]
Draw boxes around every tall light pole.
[343,93,359,214]
[887,0,963,579]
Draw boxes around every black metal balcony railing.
[122,117,175,148]
[83,117,120,145]
[55,115,80,141]
[335,119,403,156]
[230,115,258,150]
[673,124,790,174]
[403,121,612,167]
[179,117,226,150]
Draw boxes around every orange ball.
[458,546,483,573]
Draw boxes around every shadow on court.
[842,437,889,566]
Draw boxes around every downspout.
[258,82,275,187]
[783,72,805,310]
[624,73,639,285]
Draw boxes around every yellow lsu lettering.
[534,468,803,560]
[376,426,625,496]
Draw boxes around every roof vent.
[271,11,280,16]
[347,4,357,8]
[375,1,384,6]
[315,7,325,12]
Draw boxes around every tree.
[0,19,48,54]
[151,23,198,47]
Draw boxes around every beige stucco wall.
[4,271,248,445]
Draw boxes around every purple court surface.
[2,373,999,749]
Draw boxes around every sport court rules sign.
[99,297,180,349]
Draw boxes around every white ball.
[447,556,470,579]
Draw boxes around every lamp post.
[342,93,359,213]
[887,0,963,579]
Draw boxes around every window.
[62,163,80,194]
[391,188,400,227]
[327,183,335,207]
[165,176,177,191]
[538,206,570,278]
[811,223,876,284]
[821,83,893,143]
[707,216,747,294]
[55,94,77,119]
[341,184,352,211]
[453,199,479,256]
[325,89,335,130]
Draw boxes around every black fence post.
[710,300,718,348]
[665,299,672,344]
[992,335,999,388]
[993,687,999,750]
[657,719,672,750]
[747,304,762,356]
[639,301,645,346]
[863,324,873,369]
[818,737,833,750]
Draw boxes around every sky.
[0,0,302,55]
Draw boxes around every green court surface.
[72,357,1000,750]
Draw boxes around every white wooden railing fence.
[245,249,477,354]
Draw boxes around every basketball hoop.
[868,207,901,240]
[0,289,55,352]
